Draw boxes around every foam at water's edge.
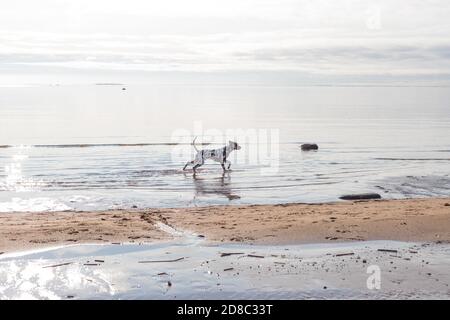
[0,197,72,213]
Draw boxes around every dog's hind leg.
[192,163,203,174]
[192,158,204,173]
[192,151,205,174]
[183,161,194,171]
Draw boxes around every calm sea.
[1,84,449,212]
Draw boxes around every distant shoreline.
[1,197,449,253]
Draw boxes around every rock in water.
[339,193,382,200]
[301,143,319,151]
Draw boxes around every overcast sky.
[1,0,450,84]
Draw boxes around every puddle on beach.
[1,238,449,300]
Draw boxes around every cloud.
[1,0,450,82]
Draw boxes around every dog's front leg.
[226,160,232,170]
[221,160,231,172]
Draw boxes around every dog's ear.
[229,140,234,145]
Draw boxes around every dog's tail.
[192,136,199,152]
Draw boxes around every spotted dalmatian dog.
[183,137,241,173]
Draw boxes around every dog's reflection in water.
[190,172,240,201]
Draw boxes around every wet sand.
[1,198,450,253]
[2,240,449,299]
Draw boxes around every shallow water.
[0,85,449,211]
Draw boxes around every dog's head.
[229,141,241,150]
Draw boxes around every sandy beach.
[1,197,449,253]
[1,198,450,299]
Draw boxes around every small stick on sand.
[138,257,184,263]
[377,249,398,253]
[220,252,244,257]
[43,262,73,268]
[334,252,355,257]
[247,254,265,258]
